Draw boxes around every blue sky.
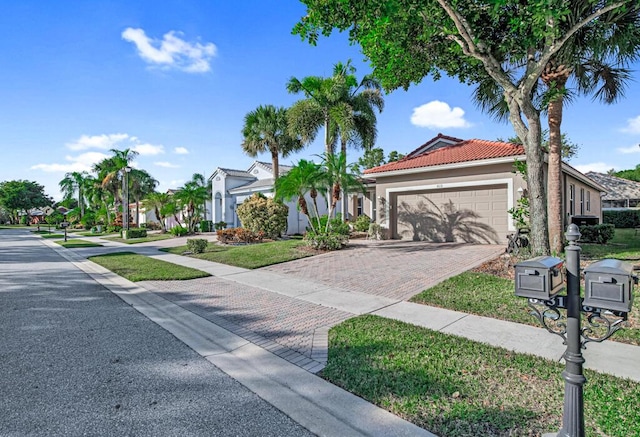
[2,1,640,201]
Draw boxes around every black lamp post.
[122,166,131,237]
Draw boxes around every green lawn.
[41,233,65,239]
[88,252,210,281]
[581,228,640,260]
[103,233,173,244]
[76,231,117,237]
[323,315,639,437]
[54,239,103,248]
[161,238,315,269]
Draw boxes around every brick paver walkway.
[139,277,352,372]
[263,240,502,301]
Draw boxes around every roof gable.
[365,138,524,174]
[585,172,640,200]
[404,133,464,159]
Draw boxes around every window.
[580,188,585,215]
[356,196,363,216]
[586,191,591,212]
[569,184,575,216]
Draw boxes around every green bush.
[125,228,147,239]
[170,225,188,237]
[603,210,640,228]
[200,220,213,232]
[236,193,288,239]
[80,211,96,230]
[186,238,209,253]
[304,231,348,250]
[353,214,371,232]
[579,224,615,244]
[214,221,227,231]
[367,223,388,240]
[313,214,350,236]
[107,225,122,233]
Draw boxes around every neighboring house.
[585,172,640,209]
[363,134,604,243]
[209,161,329,234]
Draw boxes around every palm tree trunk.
[324,115,332,156]
[271,149,279,182]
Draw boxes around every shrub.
[187,238,208,254]
[107,225,122,233]
[236,193,289,239]
[312,214,350,236]
[367,223,388,240]
[170,225,188,237]
[603,210,640,228]
[304,231,348,250]
[125,228,147,239]
[579,224,615,244]
[353,214,371,232]
[200,220,213,232]
[216,227,264,244]
[214,221,227,231]
[145,221,161,231]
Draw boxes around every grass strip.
[103,233,173,244]
[55,239,103,248]
[161,239,314,269]
[89,252,210,281]
[323,315,639,437]
[581,228,640,261]
[40,233,65,239]
[410,271,640,345]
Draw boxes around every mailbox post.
[515,224,634,437]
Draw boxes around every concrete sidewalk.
[55,234,640,383]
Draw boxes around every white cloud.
[574,162,617,174]
[122,28,217,73]
[621,115,640,134]
[66,133,130,151]
[155,161,180,168]
[410,100,472,129]
[133,143,165,156]
[616,144,640,154]
[174,147,189,155]
[31,151,110,173]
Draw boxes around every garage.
[393,184,509,243]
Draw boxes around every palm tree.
[142,192,172,233]
[93,148,139,224]
[59,171,89,219]
[274,159,325,234]
[286,60,383,160]
[175,174,209,233]
[320,151,364,227]
[241,105,304,181]
[128,169,158,226]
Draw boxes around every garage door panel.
[396,185,508,244]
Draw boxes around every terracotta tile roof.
[405,133,465,158]
[364,138,525,174]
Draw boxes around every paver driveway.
[262,240,503,301]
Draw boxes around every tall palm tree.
[286,60,383,160]
[274,159,325,234]
[93,148,139,224]
[59,171,89,219]
[241,105,304,181]
[128,169,158,226]
[320,151,364,226]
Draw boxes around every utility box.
[515,256,565,299]
[583,259,636,313]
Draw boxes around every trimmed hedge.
[125,228,147,239]
[216,228,264,244]
[603,210,640,228]
[579,224,615,244]
[187,238,208,253]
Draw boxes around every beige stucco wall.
[563,172,602,225]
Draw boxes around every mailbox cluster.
[515,256,636,314]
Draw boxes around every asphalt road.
[0,230,315,437]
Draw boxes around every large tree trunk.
[271,149,279,182]
[507,96,550,256]
[543,64,571,255]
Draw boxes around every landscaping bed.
[323,315,639,437]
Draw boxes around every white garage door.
[395,184,508,243]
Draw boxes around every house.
[584,172,640,209]
[209,161,328,234]
[362,134,605,243]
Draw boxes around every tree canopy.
[0,180,51,223]
[294,0,639,255]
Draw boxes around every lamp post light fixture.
[514,224,635,437]
[122,166,132,237]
